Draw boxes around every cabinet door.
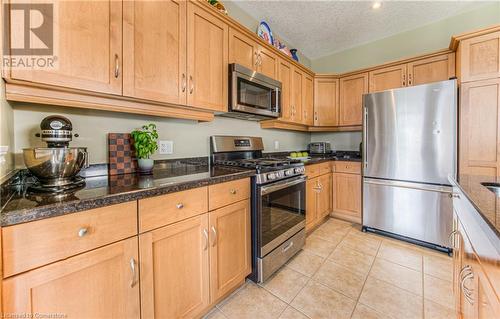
[140,214,210,319]
[317,174,332,219]
[407,53,455,86]
[229,28,258,71]
[332,173,361,220]
[460,31,500,82]
[369,64,407,92]
[9,1,122,94]
[306,178,319,231]
[187,2,228,111]
[302,74,314,126]
[3,238,140,318]
[459,78,500,177]
[339,73,368,126]
[314,77,339,126]
[291,67,303,123]
[209,200,251,302]
[278,59,293,121]
[123,0,187,105]
[257,46,279,79]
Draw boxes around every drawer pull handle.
[203,229,209,251]
[176,203,184,209]
[78,228,88,237]
[130,258,138,288]
[210,226,217,246]
[282,241,294,252]
[230,189,237,195]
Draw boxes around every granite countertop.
[263,151,362,165]
[0,160,254,227]
[451,174,500,237]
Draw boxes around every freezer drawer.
[363,178,453,248]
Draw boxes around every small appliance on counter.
[23,115,89,192]
[308,142,331,154]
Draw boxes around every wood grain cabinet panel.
[306,178,319,231]
[407,53,455,86]
[9,0,123,94]
[460,31,500,82]
[187,2,228,111]
[317,173,332,219]
[369,64,407,92]
[278,59,293,122]
[139,214,210,319]
[339,73,368,126]
[257,46,279,79]
[229,28,258,71]
[302,74,314,125]
[3,238,140,319]
[209,200,251,303]
[332,172,362,223]
[208,178,250,211]
[123,0,187,105]
[459,78,500,176]
[314,77,339,126]
[291,67,303,123]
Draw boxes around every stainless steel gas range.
[211,136,306,283]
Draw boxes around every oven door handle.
[260,176,306,196]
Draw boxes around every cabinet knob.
[230,189,237,195]
[176,203,184,209]
[78,227,88,237]
[449,193,460,199]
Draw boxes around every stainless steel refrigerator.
[362,79,457,252]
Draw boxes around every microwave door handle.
[260,176,306,196]
[276,87,281,114]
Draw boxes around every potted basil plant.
[131,124,159,174]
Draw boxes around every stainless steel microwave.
[226,63,281,120]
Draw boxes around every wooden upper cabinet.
[339,73,368,126]
[187,2,228,112]
[369,64,407,92]
[257,46,279,79]
[278,59,293,121]
[123,0,187,105]
[314,77,339,126]
[209,200,251,303]
[460,31,500,82]
[3,238,140,318]
[291,67,303,123]
[407,53,455,86]
[229,28,258,71]
[9,0,123,94]
[302,74,314,125]
[459,78,500,177]
[139,214,210,319]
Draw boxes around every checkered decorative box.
[108,133,138,175]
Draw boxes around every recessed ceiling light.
[372,2,382,9]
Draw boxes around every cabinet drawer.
[3,201,138,278]
[319,162,331,175]
[333,161,361,174]
[305,164,320,178]
[209,178,250,211]
[139,187,208,233]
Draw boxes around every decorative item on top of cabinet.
[314,76,339,126]
[458,30,500,82]
[187,1,228,112]
[123,0,187,105]
[7,0,123,95]
[369,64,407,92]
[339,73,368,127]
[3,237,141,319]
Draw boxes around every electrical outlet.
[274,140,279,150]
[158,140,173,155]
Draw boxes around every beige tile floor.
[204,217,455,319]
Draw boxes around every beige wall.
[311,2,500,73]
[0,79,14,179]
[224,0,311,68]
[13,104,310,166]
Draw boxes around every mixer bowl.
[23,147,89,186]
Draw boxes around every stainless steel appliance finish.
[308,142,331,154]
[362,80,457,251]
[226,63,281,120]
[210,135,264,153]
[23,147,89,186]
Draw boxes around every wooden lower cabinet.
[3,237,140,318]
[209,199,251,302]
[331,172,362,224]
[139,214,210,318]
[305,173,331,231]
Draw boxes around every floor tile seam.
[351,301,398,319]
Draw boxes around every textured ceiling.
[230,0,489,59]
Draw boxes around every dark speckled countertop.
[263,151,362,165]
[1,159,254,227]
[450,174,500,237]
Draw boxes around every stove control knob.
[267,173,277,180]
[276,171,284,178]
[284,169,294,176]
[295,167,304,174]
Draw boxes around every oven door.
[230,64,281,118]
[257,175,306,257]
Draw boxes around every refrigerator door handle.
[363,107,368,170]
[363,178,453,194]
